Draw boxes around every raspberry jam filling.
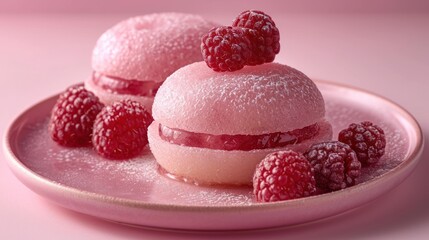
[92,72,162,97]
[159,123,320,151]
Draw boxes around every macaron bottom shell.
[148,120,332,186]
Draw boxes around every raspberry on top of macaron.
[201,10,280,72]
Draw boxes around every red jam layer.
[92,72,163,97]
[159,123,320,151]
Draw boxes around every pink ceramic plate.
[3,80,423,230]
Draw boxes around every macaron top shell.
[92,13,217,82]
[152,62,326,135]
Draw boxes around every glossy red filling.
[159,123,320,151]
[92,72,162,97]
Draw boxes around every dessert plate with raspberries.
[3,80,423,230]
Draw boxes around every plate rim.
[3,79,424,213]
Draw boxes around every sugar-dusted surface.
[9,81,411,210]
[16,117,254,206]
[92,13,218,83]
[153,62,326,135]
[323,86,408,183]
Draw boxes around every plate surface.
[3,80,423,230]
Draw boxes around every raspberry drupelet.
[49,84,104,147]
[92,100,153,160]
[338,121,386,165]
[253,150,316,202]
[305,141,361,191]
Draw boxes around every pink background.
[1,0,429,14]
[1,0,428,239]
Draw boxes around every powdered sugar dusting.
[18,117,252,205]
[154,62,326,135]
[14,84,413,207]
[324,90,407,184]
[92,13,218,82]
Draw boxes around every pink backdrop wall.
[1,0,429,14]
[1,0,429,239]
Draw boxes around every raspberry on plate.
[232,10,280,65]
[49,84,104,147]
[92,100,153,160]
[253,150,316,202]
[305,141,361,191]
[338,121,386,165]
[201,26,253,72]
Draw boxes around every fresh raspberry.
[338,121,386,165]
[92,100,153,160]
[201,26,253,72]
[232,10,280,65]
[49,84,104,147]
[305,141,361,191]
[253,150,316,202]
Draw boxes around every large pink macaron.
[148,62,333,185]
[85,13,217,111]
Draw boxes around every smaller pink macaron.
[85,13,218,111]
[148,62,333,186]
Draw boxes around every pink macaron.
[148,62,333,185]
[85,13,217,110]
